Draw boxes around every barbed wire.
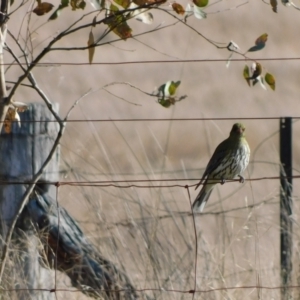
[7,117,300,122]
[4,57,300,67]
[2,115,297,298]
[0,175,297,187]
[1,167,293,298]
[1,284,300,293]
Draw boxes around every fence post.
[0,103,138,300]
[0,103,59,299]
[280,117,293,300]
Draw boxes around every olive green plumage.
[192,123,250,212]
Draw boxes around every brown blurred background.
[7,0,300,298]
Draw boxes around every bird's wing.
[195,138,230,190]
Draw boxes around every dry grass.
[55,119,300,300]
[3,0,300,299]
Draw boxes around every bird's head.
[230,123,246,137]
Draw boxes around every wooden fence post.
[280,117,293,300]
[0,103,59,299]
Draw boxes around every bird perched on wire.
[192,123,250,212]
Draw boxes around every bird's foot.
[221,178,226,185]
[238,175,245,183]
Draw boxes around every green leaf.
[110,3,119,11]
[92,16,97,27]
[248,44,264,52]
[132,0,145,4]
[49,8,61,19]
[87,31,95,64]
[193,0,208,7]
[114,0,130,8]
[248,33,268,52]
[158,98,172,108]
[158,83,166,94]
[104,4,132,39]
[115,22,132,39]
[71,0,86,10]
[243,65,250,87]
[157,80,181,97]
[265,73,276,90]
[255,33,268,46]
[156,80,185,107]
[79,1,86,9]
[168,81,181,95]
[48,0,69,20]
[270,0,277,12]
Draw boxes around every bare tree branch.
[0,0,9,133]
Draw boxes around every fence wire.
[2,117,300,300]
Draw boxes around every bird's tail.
[192,184,215,212]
